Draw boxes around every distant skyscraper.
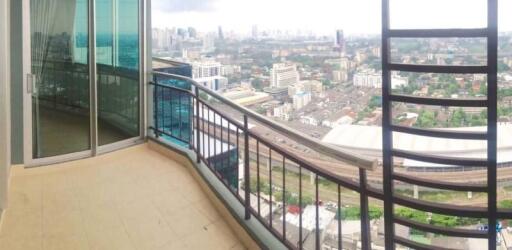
[218,26,224,40]
[335,29,345,54]
[202,34,216,53]
[177,28,187,38]
[252,25,258,40]
[188,27,197,38]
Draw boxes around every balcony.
[0,0,507,249]
[0,143,256,250]
[1,67,507,250]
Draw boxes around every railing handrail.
[152,71,378,170]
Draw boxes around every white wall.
[0,0,12,210]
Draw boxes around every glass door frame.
[96,0,146,155]
[22,0,146,166]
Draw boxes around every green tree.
[369,95,382,108]
[252,79,263,90]
[450,108,467,127]
[416,110,437,128]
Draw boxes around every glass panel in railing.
[153,75,193,147]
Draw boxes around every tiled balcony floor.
[0,144,246,250]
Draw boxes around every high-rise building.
[335,29,345,54]
[187,27,197,38]
[202,33,216,53]
[177,28,187,38]
[218,26,224,40]
[252,25,258,40]
[270,63,300,88]
[192,60,228,92]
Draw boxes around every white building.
[332,70,348,83]
[192,60,229,92]
[354,70,409,89]
[221,65,241,76]
[300,115,320,126]
[288,84,304,97]
[288,80,323,97]
[270,63,300,88]
[273,103,292,121]
[282,205,335,231]
[293,92,312,110]
[391,75,409,89]
[303,80,323,94]
[353,70,382,88]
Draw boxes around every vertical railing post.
[195,87,201,163]
[244,115,251,220]
[153,80,159,138]
[188,87,193,150]
[360,168,371,250]
[315,174,320,250]
[487,1,498,249]
[381,0,395,249]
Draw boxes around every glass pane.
[97,0,140,146]
[31,0,90,158]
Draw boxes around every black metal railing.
[381,0,501,250]
[150,72,380,249]
[150,45,507,250]
[151,13,512,244]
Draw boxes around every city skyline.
[152,0,512,36]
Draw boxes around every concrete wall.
[10,0,23,164]
[1,0,12,210]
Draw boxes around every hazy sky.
[152,0,512,35]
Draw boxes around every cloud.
[152,0,218,13]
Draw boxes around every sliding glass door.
[27,0,91,159]
[23,0,142,165]
[96,0,140,146]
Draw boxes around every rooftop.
[322,124,512,161]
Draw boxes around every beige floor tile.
[121,211,177,250]
[164,205,212,238]
[152,239,188,250]
[230,242,248,250]
[43,232,90,250]
[151,192,190,218]
[0,209,42,250]
[177,181,208,203]
[182,221,240,250]
[0,235,42,250]
[42,209,85,238]
[193,198,222,223]
[84,226,136,250]
[205,220,241,249]
[80,201,125,231]
[0,144,247,250]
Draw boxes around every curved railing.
[149,71,512,250]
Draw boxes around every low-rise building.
[222,87,272,106]
[293,92,312,110]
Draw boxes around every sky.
[152,0,512,36]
